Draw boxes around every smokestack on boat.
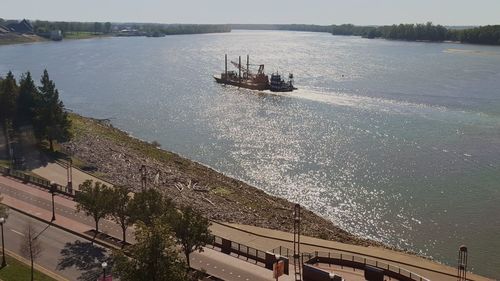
[225,54,227,84]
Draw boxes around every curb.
[5,249,69,281]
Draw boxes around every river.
[1,30,500,278]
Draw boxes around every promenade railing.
[0,166,76,197]
[272,246,430,281]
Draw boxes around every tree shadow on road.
[57,240,112,281]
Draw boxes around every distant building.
[0,25,9,33]
[7,19,34,34]
[50,30,63,41]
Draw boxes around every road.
[2,209,110,281]
[0,175,288,281]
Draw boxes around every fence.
[208,235,289,274]
[305,250,431,281]
[1,166,76,197]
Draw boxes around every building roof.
[0,25,9,33]
[7,19,34,34]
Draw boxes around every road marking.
[10,229,25,236]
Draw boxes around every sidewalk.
[31,162,113,191]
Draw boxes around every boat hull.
[213,76,269,91]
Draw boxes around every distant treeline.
[231,23,500,45]
[30,20,231,36]
[32,20,113,34]
[133,23,231,35]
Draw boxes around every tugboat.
[214,55,296,92]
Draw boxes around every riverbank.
[0,33,47,45]
[62,113,381,248]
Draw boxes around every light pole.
[101,261,108,280]
[0,217,6,267]
[50,182,57,222]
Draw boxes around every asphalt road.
[0,181,133,242]
[0,177,286,281]
[1,209,111,281]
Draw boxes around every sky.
[2,0,500,26]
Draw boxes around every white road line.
[10,229,25,236]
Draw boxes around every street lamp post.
[0,217,6,268]
[101,261,108,280]
[50,182,57,222]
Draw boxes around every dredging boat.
[213,55,297,92]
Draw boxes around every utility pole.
[66,157,73,192]
[293,204,302,281]
[0,217,6,267]
[140,164,147,190]
[457,245,468,281]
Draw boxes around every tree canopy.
[36,70,71,151]
[109,186,133,244]
[75,180,113,233]
[0,71,18,125]
[172,206,212,267]
[1,70,71,152]
[113,220,187,281]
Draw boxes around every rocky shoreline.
[62,113,382,248]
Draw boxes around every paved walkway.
[32,162,113,191]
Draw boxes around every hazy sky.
[2,0,500,26]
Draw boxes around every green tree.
[75,180,112,233]
[128,189,175,226]
[109,186,133,244]
[94,22,103,34]
[36,69,71,151]
[172,206,212,268]
[113,220,187,281]
[104,22,112,34]
[0,71,18,126]
[16,72,40,128]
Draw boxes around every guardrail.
[1,166,76,197]
[208,235,267,265]
[272,246,430,281]
[308,250,430,281]
[208,235,290,274]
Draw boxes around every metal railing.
[272,246,430,281]
[207,234,267,265]
[1,166,76,197]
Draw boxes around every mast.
[238,56,241,85]
[224,54,227,84]
[246,54,249,79]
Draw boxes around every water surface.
[1,30,500,278]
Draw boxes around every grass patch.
[210,186,233,197]
[64,32,111,40]
[0,160,10,168]
[0,255,57,281]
